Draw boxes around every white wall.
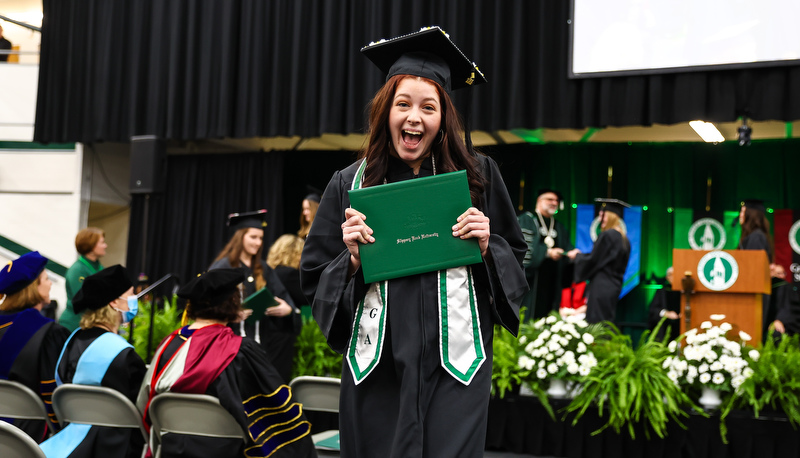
[0,64,38,140]
[0,145,84,311]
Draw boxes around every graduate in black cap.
[737,199,774,337]
[568,198,631,324]
[517,189,576,320]
[738,198,773,260]
[298,186,321,239]
[41,265,147,458]
[137,268,316,458]
[209,209,300,382]
[300,26,526,457]
[0,251,69,442]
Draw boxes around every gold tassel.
[181,304,189,327]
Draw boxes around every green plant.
[565,323,701,439]
[719,333,800,441]
[491,324,524,399]
[292,315,342,380]
[121,295,182,363]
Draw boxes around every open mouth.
[402,130,423,148]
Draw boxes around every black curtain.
[35,0,800,144]
[125,151,284,288]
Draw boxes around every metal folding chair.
[147,392,245,458]
[0,420,46,458]
[289,376,341,452]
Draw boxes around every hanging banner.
[672,209,740,251]
[774,209,800,283]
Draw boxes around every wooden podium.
[672,249,770,344]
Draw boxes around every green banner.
[673,209,740,251]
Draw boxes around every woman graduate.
[300,27,527,457]
[0,251,69,442]
[137,268,316,458]
[40,265,146,458]
[738,198,772,260]
[209,209,300,382]
[568,198,631,324]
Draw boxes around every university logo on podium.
[697,251,739,291]
[688,218,726,250]
[589,216,627,242]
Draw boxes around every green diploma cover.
[348,170,482,283]
[242,287,278,324]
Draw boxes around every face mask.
[116,295,139,323]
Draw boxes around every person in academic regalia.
[517,189,575,320]
[738,198,773,260]
[137,268,317,458]
[60,227,107,332]
[764,264,800,338]
[209,209,301,382]
[647,266,682,342]
[40,265,146,458]
[298,189,321,240]
[738,198,774,333]
[568,198,631,324]
[0,251,69,442]
[299,27,527,458]
[266,234,307,307]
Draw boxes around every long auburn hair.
[0,276,45,312]
[214,228,266,290]
[358,75,485,207]
[741,207,773,252]
[297,199,319,239]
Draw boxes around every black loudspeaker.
[129,136,166,194]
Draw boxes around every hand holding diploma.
[343,207,374,275]
[452,207,490,257]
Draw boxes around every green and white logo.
[689,218,726,250]
[789,220,800,255]
[590,216,627,242]
[697,251,739,291]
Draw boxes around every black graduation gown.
[209,258,298,382]
[299,154,527,457]
[574,229,630,324]
[517,211,573,320]
[739,229,772,330]
[0,308,69,442]
[142,327,317,458]
[274,265,306,306]
[43,327,147,458]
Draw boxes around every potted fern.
[564,322,701,439]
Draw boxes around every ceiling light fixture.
[689,120,725,143]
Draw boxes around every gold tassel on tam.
[181,304,190,327]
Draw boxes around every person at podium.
[568,198,631,324]
[300,27,527,457]
[738,198,773,260]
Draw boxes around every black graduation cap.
[304,185,322,203]
[178,268,245,308]
[226,209,267,232]
[73,265,133,314]
[361,26,487,92]
[0,251,48,296]
[741,199,766,213]
[595,198,631,218]
[537,188,565,210]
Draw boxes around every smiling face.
[388,77,442,173]
[242,228,264,257]
[536,192,560,217]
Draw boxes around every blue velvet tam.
[0,251,48,295]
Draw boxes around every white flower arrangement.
[518,313,599,384]
[664,316,758,393]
